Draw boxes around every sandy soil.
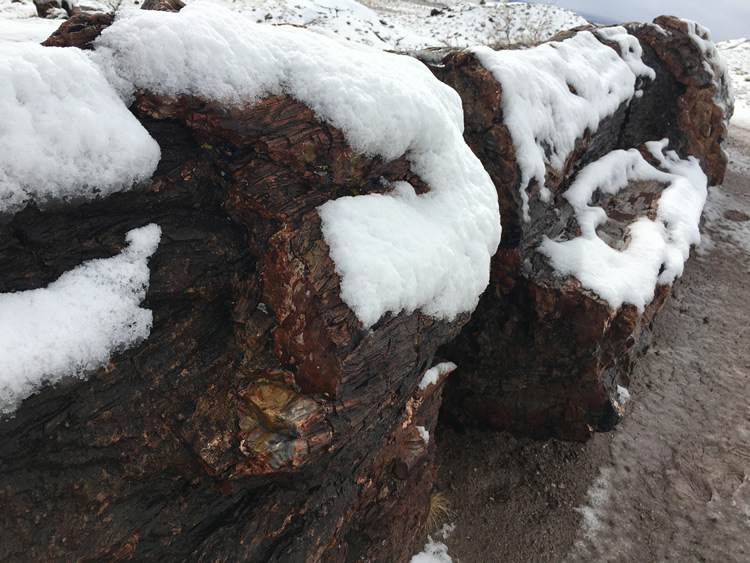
[424,127,750,562]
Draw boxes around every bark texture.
[0,12,730,562]
[427,18,731,440]
[1,16,461,560]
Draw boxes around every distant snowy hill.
[0,0,588,49]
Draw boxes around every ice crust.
[95,3,500,328]
[0,225,161,414]
[0,43,160,214]
[539,140,707,311]
[473,31,652,220]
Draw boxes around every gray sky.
[541,0,750,42]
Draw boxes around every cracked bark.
[423,18,730,440]
[0,12,730,561]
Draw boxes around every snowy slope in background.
[224,0,589,50]
[0,0,588,50]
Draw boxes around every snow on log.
[0,224,161,414]
[0,4,490,561]
[427,17,731,440]
[0,43,160,214]
[0,5,730,562]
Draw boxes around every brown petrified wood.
[41,13,114,49]
[0,74,461,563]
[0,12,730,562]
[425,18,731,440]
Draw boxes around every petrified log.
[0,91,463,562]
[425,18,731,440]
[0,7,728,562]
[0,6,488,560]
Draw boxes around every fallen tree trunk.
[0,7,730,562]
[426,17,731,440]
[1,6,474,559]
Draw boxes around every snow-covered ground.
[0,0,588,49]
[718,38,750,129]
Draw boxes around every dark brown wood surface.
[429,18,730,440]
[0,12,730,561]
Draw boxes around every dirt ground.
[421,126,750,562]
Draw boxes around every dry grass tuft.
[426,492,455,532]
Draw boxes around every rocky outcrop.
[0,10,730,563]
[425,17,731,440]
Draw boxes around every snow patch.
[718,38,750,130]
[231,0,588,50]
[473,31,645,220]
[616,385,631,404]
[416,425,430,444]
[596,26,656,81]
[0,43,160,214]
[574,467,613,546]
[0,0,38,20]
[539,140,707,311]
[437,522,456,540]
[411,537,452,563]
[94,3,500,328]
[0,18,62,45]
[0,224,161,414]
[683,19,735,127]
[419,362,457,390]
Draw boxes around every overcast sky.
[541,0,750,42]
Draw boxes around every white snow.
[573,467,612,545]
[230,0,588,51]
[0,224,161,414]
[419,362,457,390]
[416,425,430,444]
[437,522,456,540]
[718,38,750,129]
[0,43,160,214]
[0,17,61,45]
[473,31,651,219]
[0,0,589,51]
[0,0,39,20]
[410,537,452,563]
[616,385,631,404]
[94,3,500,328]
[683,19,734,127]
[539,140,707,311]
[596,26,656,81]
